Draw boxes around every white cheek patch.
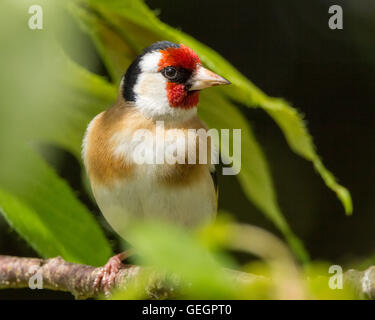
[133,72,170,118]
[135,50,170,118]
[139,51,162,73]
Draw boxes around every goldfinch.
[82,41,230,292]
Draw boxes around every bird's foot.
[93,250,133,297]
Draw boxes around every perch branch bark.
[0,255,374,299]
[0,255,258,299]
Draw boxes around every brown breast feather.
[85,101,212,188]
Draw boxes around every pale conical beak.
[188,65,231,91]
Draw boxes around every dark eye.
[161,66,191,84]
[162,66,178,80]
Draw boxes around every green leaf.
[261,99,353,215]
[198,91,309,261]
[42,54,117,157]
[67,1,136,84]
[0,188,65,259]
[127,220,239,299]
[0,3,113,265]
[0,147,113,266]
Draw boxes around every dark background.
[1,0,374,298]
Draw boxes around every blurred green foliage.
[0,0,358,299]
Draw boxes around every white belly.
[91,167,216,242]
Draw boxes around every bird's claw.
[94,255,123,297]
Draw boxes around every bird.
[82,41,231,293]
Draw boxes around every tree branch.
[0,255,258,299]
[0,255,141,299]
[0,255,374,299]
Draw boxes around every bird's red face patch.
[158,44,201,109]
[158,44,201,71]
[166,83,200,109]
